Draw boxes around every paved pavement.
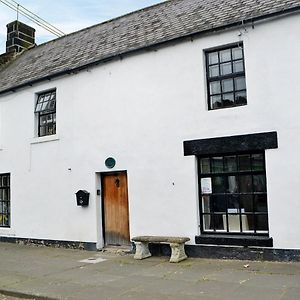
[0,242,299,300]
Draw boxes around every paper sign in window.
[201,178,212,194]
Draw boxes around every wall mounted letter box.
[76,190,90,206]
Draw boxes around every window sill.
[30,134,60,144]
[195,234,273,247]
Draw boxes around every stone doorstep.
[100,245,133,255]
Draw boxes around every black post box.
[76,190,89,207]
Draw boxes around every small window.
[35,90,56,137]
[206,44,247,110]
[199,152,269,235]
[0,173,10,228]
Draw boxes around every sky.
[0,0,165,52]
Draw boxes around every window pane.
[254,194,268,212]
[220,62,232,75]
[209,65,219,77]
[222,93,234,107]
[255,215,269,231]
[245,215,254,232]
[240,195,253,212]
[239,175,252,193]
[212,194,226,213]
[235,91,247,105]
[241,214,250,232]
[37,94,44,103]
[220,49,231,62]
[226,176,238,193]
[42,101,50,111]
[228,214,241,232]
[208,52,219,65]
[47,126,55,135]
[238,154,251,171]
[211,157,223,173]
[3,190,7,201]
[212,176,225,193]
[222,79,234,92]
[252,153,264,171]
[211,95,222,109]
[203,214,212,231]
[40,116,47,125]
[232,47,243,60]
[233,60,244,73]
[39,126,46,136]
[253,175,266,192]
[1,214,8,226]
[214,214,225,230]
[227,194,239,209]
[36,91,56,115]
[47,114,53,124]
[210,81,221,95]
[202,196,211,213]
[200,158,210,173]
[35,103,43,112]
[2,201,8,213]
[234,76,246,91]
[224,156,237,172]
[44,93,51,102]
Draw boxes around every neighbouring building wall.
[0,13,299,249]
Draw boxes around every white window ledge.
[30,134,60,144]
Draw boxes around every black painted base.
[148,243,300,262]
[2,236,300,262]
[0,236,97,251]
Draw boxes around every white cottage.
[0,0,299,260]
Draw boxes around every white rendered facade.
[0,13,299,251]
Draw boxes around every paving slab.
[0,242,299,300]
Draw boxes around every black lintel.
[184,131,278,156]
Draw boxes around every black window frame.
[205,43,247,110]
[35,90,56,137]
[0,173,10,228]
[198,151,269,236]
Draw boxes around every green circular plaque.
[105,157,116,169]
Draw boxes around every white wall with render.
[0,13,299,249]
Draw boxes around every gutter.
[0,5,299,96]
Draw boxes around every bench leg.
[134,242,151,260]
[169,243,187,263]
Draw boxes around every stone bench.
[132,236,190,263]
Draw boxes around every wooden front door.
[102,171,130,246]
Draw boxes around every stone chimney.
[6,20,36,53]
[0,21,35,70]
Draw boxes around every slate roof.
[0,0,299,94]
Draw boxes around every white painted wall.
[0,13,299,249]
